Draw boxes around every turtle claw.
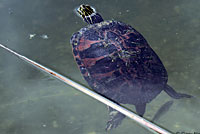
[105,108,125,131]
[105,120,116,131]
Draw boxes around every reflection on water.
[0,0,200,134]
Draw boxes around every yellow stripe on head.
[77,4,96,19]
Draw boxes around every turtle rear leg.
[164,84,193,99]
[135,103,146,116]
[105,106,126,131]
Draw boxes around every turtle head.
[75,4,104,25]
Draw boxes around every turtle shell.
[70,20,168,106]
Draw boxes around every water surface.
[0,0,200,134]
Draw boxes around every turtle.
[70,4,192,131]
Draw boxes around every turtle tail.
[164,84,193,99]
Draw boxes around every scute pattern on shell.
[70,20,168,105]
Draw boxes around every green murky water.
[0,0,200,134]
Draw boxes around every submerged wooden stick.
[0,44,171,134]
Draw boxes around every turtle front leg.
[105,106,126,131]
